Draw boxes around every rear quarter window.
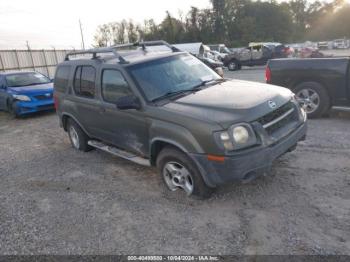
[54,66,71,93]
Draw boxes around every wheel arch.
[149,139,188,167]
[61,113,90,136]
[290,79,333,106]
[150,138,216,188]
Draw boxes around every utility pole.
[79,19,85,50]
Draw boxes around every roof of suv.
[61,50,186,67]
[61,40,185,67]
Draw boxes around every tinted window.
[54,66,70,92]
[73,66,95,98]
[102,70,132,103]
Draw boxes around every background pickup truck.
[209,43,289,71]
[266,58,350,118]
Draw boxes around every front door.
[97,68,149,157]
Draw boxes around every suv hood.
[8,83,53,95]
[164,79,293,129]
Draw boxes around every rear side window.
[54,66,71,92]
[101,69,132,103]
[73,66,96,98]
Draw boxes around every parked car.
[333,39,349,49]
[207,44,232,55]
[209,43,289,71]
[266,58,350,118]
[250,42,294,58]
[54,40,307,199]
[298,47,326,58]
[317,41,330,50]
[0,71,54,117]
[174,43,224,72]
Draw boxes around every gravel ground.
[0,68,349,255]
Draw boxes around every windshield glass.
[223,47,232,54]
[6,72,51,87]
[128,54,220,101]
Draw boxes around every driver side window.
[101,69,133,103]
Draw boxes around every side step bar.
[88,140,150,166]
[332,106,350,112]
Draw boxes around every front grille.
[34,94,52,100]
[257,101,297,135]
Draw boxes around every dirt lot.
[0,69,349,255]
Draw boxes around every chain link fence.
[0,49,76,78]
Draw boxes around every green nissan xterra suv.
[54,41,307,199]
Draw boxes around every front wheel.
[294,82,330,118]
[156,147,213,199]
[227,60,239,71]
[7,101,19,118]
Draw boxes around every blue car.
[0,71,54,117]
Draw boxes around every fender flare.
[61,113,91,137]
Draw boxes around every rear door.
[97,67,149,156]
[69,64,102,138]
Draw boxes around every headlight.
[232,126,249,144]
[13,94,31,101]
[299,106,307,122]
[215,123,257,151]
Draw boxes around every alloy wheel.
[69,126,80,149]
[296,88,320,114]
[163,161,194,195]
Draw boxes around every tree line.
[94,0,350,47]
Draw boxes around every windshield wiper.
[151,79,226,103]
[151,89,194,103]
[191,78,226,90]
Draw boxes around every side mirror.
[116,95,141,110]
[214,67,224,78]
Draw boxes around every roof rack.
[64,40,180,63]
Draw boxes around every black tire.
[7,100,18,118]
[227,60,240,71]
[67,118,93,152]
[156,146,213,199]
[294,82,330,118]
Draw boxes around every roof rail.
[64,40,180,63]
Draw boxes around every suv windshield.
[6,72,51,87]
[128,54,221,102]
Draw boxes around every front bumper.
[14,99,54,115]
[190,122,307,187]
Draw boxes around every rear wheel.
[294,82,330,118]
[67,119,93,152]
[157,147,213,199]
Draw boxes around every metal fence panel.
[0,49,77,78]
[1,51,20,70]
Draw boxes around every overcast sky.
[0,0,211,49]
[0,0,347,49]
